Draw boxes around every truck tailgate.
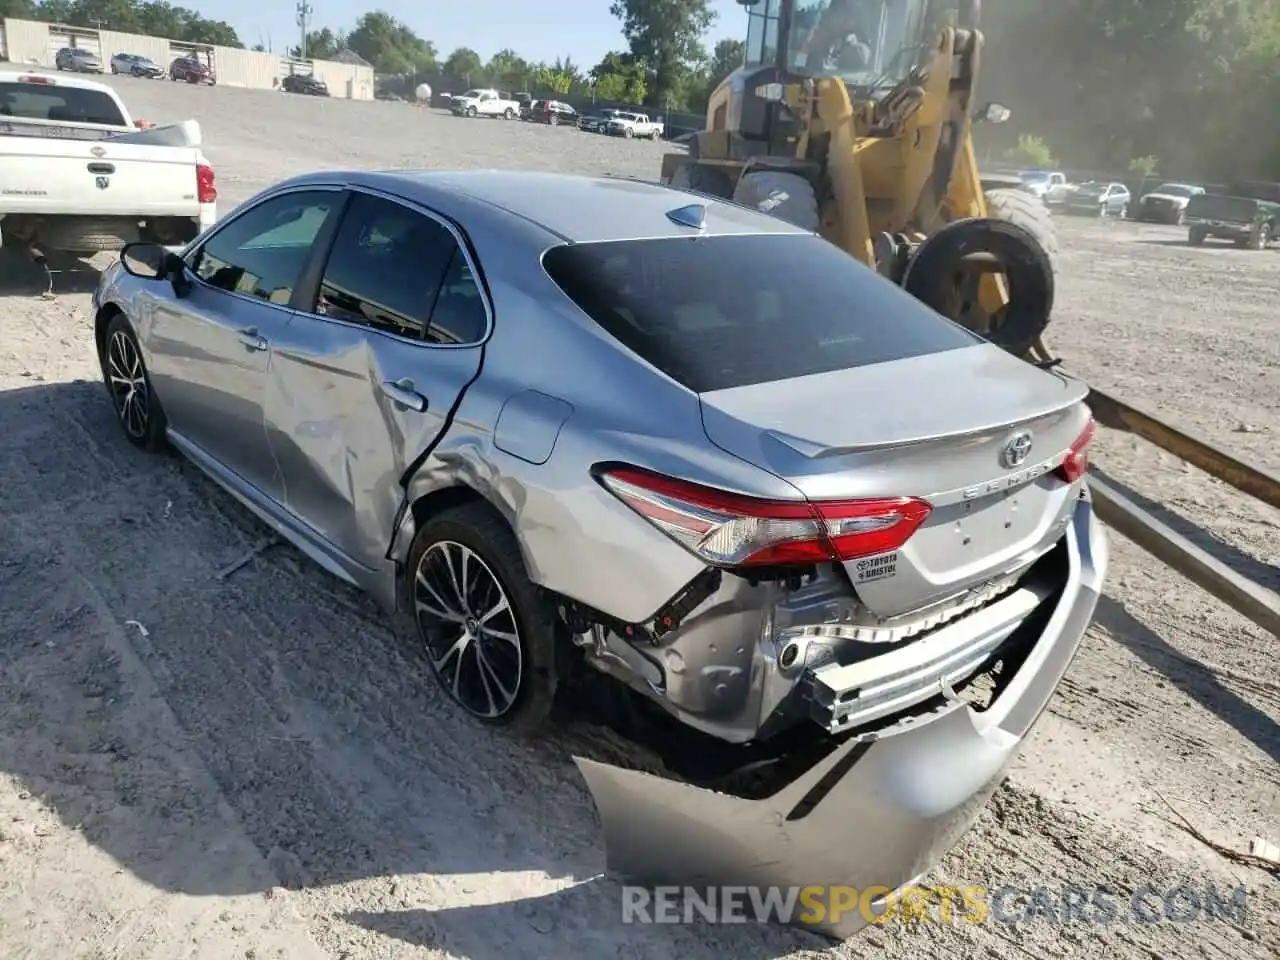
[0,134,202,217]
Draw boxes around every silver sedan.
[92,170,1106,931]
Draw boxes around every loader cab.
[729,0,961,146]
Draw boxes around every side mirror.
[977,102,1011,124]
[736,0,761,6]
[120,241,168,279]
[120,242,190,296]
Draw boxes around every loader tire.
[732,171,821,232]
[984,187,1059,280]
[670,162,733,199]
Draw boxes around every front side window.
[312,192,461,340]
[542,233,978,393]
[191,191,337,305]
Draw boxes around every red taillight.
[1057,418,1095,484]
[196,163,216,203]
[599,466,931,568]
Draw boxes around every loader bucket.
[572,702,1020,940]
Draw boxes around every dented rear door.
[263,188,488,570]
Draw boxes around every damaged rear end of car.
[536,227,1108,938]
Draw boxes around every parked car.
[579,108,624,133]
[603,111,664,139]
[523,99,577,125]
[1063,181,1130,218]
[169,56,215,85]
[1018,170,1073,206]
[1184,191,1280,249]
[281,73,330,96]
[55,47,103,73]
[450,87,520,118]
[94,168,1104,910]
[110,52,164,78]
[1132,182,1204,224]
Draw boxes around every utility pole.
[295,0,313,59]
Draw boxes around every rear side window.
[541,234,980,393]
[0,81,126,126]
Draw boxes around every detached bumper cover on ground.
[575,493,1107,940]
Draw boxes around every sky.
[193,0,750,69]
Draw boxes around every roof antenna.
[666,203,707,230]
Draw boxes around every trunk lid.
[698,343,1090,619]
[0,121,204,218]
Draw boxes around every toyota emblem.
[1001,431,1033,468]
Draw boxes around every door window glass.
[426,250,488,344]
[313,192,458,340]
[191,191,336,305]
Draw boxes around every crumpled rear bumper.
[575,492,1107,940]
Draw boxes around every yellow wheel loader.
[660,0,1057,361]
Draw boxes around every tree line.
[294,1,743,114]
[981,0,1280,180]
[9,0,1265,179]
[0,0,239,47]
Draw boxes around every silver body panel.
[95,167,1104,749]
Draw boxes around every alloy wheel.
[414,540,523,719]
[107,330,149,439]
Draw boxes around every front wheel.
[466,106,477,118]
[623,127,633,138]
[1251,222,1271,250]
[100,314,168,452]
[504,107,514,119]
[1188,226,1207,245]
[407,503,557,733]
[1118,203,1128,219]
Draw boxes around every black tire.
[1250,222,1271,250]
[100,313,168,452]
[1188,226,1206,245]
[406,502,557,734]
[731,170,821,232]
[39,219,134,253]
[504,107,514,119]
[466,106,477,118]
[669,162,734,199]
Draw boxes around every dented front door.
[262,189,487,570]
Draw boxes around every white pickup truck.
[603,111,664,139]
[0,70,217,255]
[450,88,520,119]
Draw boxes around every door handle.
[237,327,268,351]
[380,379,428,412]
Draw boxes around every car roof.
[278,169,814,244]
[0,69,114,94]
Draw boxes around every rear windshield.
[0,81,127,126]
[542,234,980,393]
[1154,184,1194,197]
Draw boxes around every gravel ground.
[0,76,1276,960]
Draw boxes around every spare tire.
[731,170,821,232]
[670,162,734,199]
[902,199,1056,358]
